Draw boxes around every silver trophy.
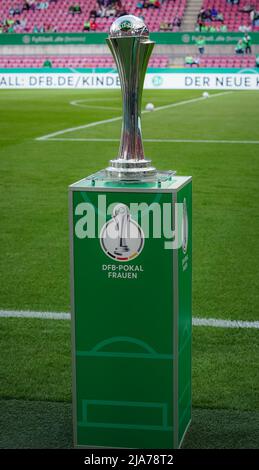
[104,15,173,182]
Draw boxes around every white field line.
[1,309,258,329]
[71,97,120,102]
[0,310,71,320]
[70,99,121,111]
[192,318,259,329]
[36,91,232,142]
[43,137,259,145]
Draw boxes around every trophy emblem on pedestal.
[100,203,144,262]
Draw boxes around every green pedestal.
[69,175,192,449]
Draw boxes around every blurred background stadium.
[0,0,259,69]
[0,0,258,449]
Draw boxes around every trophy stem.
[120,83,143,161]
[106,34,156,180]
[118,40,147,161]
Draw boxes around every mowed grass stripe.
[0,399,258,449]
[0,318,258,411]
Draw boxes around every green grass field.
[0,89,259,448]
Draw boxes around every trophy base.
[85,169,176,185]
[96,158,174,183]
[106,158,156,181]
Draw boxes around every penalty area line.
[35,91,232,142]
[0,309,258,329]
[43,138,259,145]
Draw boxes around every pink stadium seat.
[1,53,257,70]
[0,54,169,69]
[197,54,256,68]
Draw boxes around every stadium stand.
[1,1,259,70]
[1,0,259,33]
[0,0,187,33]
[1,53,257,69]
[196,0,259,32]
[0,53,169,68]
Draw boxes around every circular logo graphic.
[181,198,188,254]
[100,204,144,262]
[22,35,31,44]
[182,34,190,44]
[152,75,163,87]
[120,20,132,32]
